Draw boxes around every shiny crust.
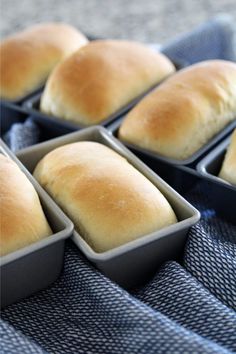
[33,142,177,252]
[119,60,236,160]
[0,23,88,100]
[0,155,52,256]
[40,40,175,125]
[219,129,236,185]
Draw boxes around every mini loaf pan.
[0,34,96,107]
[0,101,27,134]
[110,140,201,195]
[107,118,236,194]
[0,86,44,106]
[107,119,201,194]
[0,141,73,308]
[0,37,184,107]
[16,126,200,289]
[0,101,68,150]
[197,135,236,224]
[0,31,97,107]
[108,117,236,166]
[22,58,184,133]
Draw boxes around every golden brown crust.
[219,129,236,185]
[33,142,177,252]
[119,60,236,160]
[0,155,52,256]
[0,23,88,100]
[40,40,175,125]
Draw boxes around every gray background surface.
[0,0,235,43]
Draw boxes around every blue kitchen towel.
[1,183,236,354]
[1,15,236,354]
[0,321,45,354]
[1,207,236,354]
[162,14,236,64]
[3,118,40,152]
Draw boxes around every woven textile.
[1,192,236,353]
[0,321,45,354]
[184,191,236,311]
[1,15,236,354]
[3,118,40,152]
[162,14,236,63]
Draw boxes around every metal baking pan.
[0,101,68,150]
[108,117,236,166]
[0,31,98,108]
[106,117,236,194]
[0,140,73,308]
[16,126,200,289]
[123,147,202,195]
[197,135,236,224]
[0,101,28,134]
[0,86,43,106]
[0,34,183,108]
[22,84,166,132]
[0,34,97,107]
[22,58,183,133]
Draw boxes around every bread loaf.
[119,60,236,160]
[219,129,236,186]
[33,142,177,252]
[0,23,88,100]
[0,155,52,256]
[40,40,175,125]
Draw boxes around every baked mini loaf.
[0,23,88,100]
[33,142,177,252]
[40,40,175,125]
[119,60,236,160]
[219,129,236,186]
[0,155,52,256]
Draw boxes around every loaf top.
[219,129,236,186]
[40,40,176,125]
[0,22,88,100]
[119,60,236,160]
[0,155,52,256]
[33,142,177,252]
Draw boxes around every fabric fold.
[135,261,236,352]
[1,242,233,354]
